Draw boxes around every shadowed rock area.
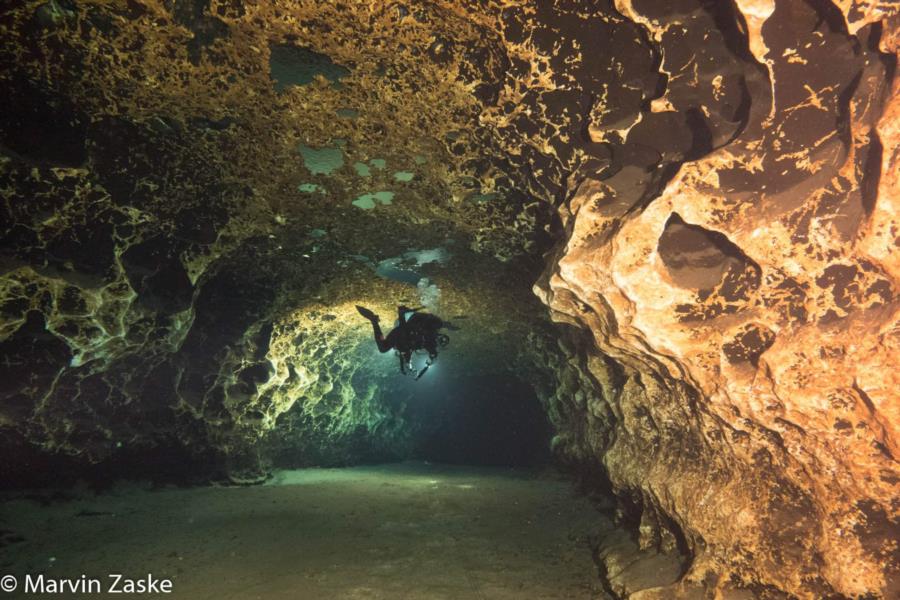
[1,0,898,598]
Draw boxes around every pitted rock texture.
[1,0,898,598]
[1,0,598,479]
[537,0,900,597]
[0,0,695,480]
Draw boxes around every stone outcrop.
[537,1,899,597]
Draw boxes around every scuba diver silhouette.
[356,304,452,379]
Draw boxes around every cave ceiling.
[0,0,718,461]
[3,0,685,468]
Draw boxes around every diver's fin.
[356,305,379,322]
[414,365,430,380]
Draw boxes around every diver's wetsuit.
[358,305,447,376]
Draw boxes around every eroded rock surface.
[1,0,585,483]
[1,0,898,597]
[537,1,900,597]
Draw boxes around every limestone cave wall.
[1,1,898,598]
[535,1,900,597]
[1,0,573,483]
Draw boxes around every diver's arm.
[397,306,425,324]
[397,305,425,317]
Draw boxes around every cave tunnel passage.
[8,0,893,596]
[363,339,556,468]
[1,330,642,600]
[405,363,554,468]
[0,247,653,600]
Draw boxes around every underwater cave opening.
[1,304,621,600]
[260,327,556,474]
[402,358,553,468]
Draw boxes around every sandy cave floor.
[1,462,613,599]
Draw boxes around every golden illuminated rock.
[537,1,899,597]
[0,1,897,597]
